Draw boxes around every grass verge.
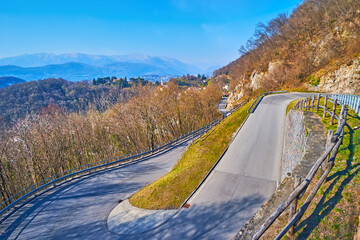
[129,100,254,209]
[286,99,298,115]
[264,98,360,239]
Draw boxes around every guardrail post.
[354,96,357,111]
[51,176,55,187]
[352,96,356,109]
[323,96,328,118]
[288,175,301,239]
[356,97,360,115]
[349,95,352,109]
[316,94,320,112]
[330,99,337,125]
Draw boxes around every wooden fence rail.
[252,94,347,240]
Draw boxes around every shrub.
[309,75,320,86]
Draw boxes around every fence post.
[316,94,320,112]
[323,96,328,118]
[339,104,345,122]
[288,175,301,238]
[311,96,315,110]
[302,99,305,110]
[321,130,334,175]
[330,99,337,125]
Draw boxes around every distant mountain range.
[0,53,203,81]
[0,76,25,88]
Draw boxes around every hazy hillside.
[215,0,360,99]
[0,78,134,125]
[0,53,202,81]
[0,76,25,88]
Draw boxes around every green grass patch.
[292,98,360,239]
[264,97,360,239]
[286,99,298,115]
[309,75,321,86]
[129,100,254,209]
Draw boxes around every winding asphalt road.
[0,93,307,240]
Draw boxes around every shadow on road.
[114,194,266,240]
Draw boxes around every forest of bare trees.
[215,0,360,92]
[0,82,221,204]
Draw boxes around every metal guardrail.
[0,121,214,219]
[332,93,360,116]
[0,100,245,220]
[247,91,287,113]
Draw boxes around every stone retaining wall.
[281,110,307,181]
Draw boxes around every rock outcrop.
[309,57,360,94]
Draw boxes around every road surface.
[218,96,229,115]
[0,142,191,240]
[0,93,308,240]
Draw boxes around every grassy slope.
[265,98,360,239]
[129,100,254,209]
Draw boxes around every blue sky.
[0,0,301,69]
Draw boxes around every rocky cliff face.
[226,81,245,109]
[226,61,281,108]
[308,57,360,94]
[226,56,359,109]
